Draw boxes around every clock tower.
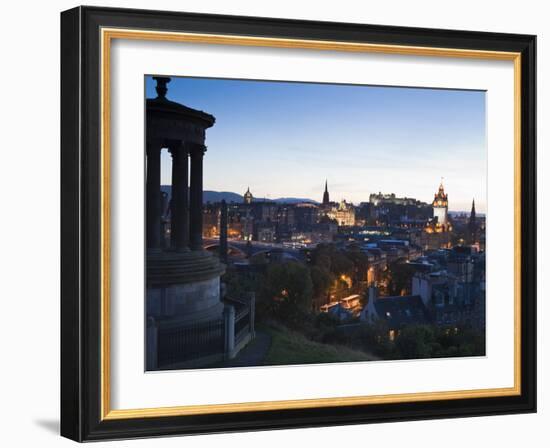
[432,180,449,230]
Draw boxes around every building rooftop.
[375,295,431,328]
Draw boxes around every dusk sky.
[145,76,487,213]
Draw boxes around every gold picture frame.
[61,6,536,441]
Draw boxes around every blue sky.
[146,76,487,212]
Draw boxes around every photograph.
[57,5,537,442]
[145,75,487,371]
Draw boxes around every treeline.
[225,243,368,322]
[225,242,418,321]
[222,243,485,361]
[324,322,486,359]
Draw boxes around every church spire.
[469,198,477,227]
[469,198,478,244]
[322,179,330,205]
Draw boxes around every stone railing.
[225,293,256,357]
[147,293,255,370]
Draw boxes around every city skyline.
[144,74,487,373]
[146,76,487,213]
[160,181,484,215]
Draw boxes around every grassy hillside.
[263,324,377,366]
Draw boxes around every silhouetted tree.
[386,260,416,296]
[310,265,333,300]
[259,262,313,325]
[395,325,436,359]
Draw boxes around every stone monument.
[145,77,226,368]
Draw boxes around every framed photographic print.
[60,6,536,442]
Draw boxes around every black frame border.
[61,6,536,442]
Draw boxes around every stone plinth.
[146,250,226,324]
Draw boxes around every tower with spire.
[469,198,478,244]
[432,179,449,231]
[322,179,330,206]
[243,186,253,205]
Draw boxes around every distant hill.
[204,191,244,203]
[271,197,319,204]
[161,186,242,203]
[160,186,317,205]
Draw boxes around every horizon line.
[159,185,486,213]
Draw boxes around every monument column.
[189,143,206,250]
[219,200,228,264]
[146,141,162,251]
[169,142,189,251]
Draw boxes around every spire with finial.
[244,186,253,204]
[469,198,477,225]
[322,179,330,205]
[433,178,448,205]
[469,198,477,243]
[152,76,171,99]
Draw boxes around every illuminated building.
[369,192,425,207]
[326,199,356,226]
[243,186,253,204]
[430,181,451,232]
[364,194,431,227]
[202,204,220,238]
[242,209,254,241]
[419,181,453,249]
